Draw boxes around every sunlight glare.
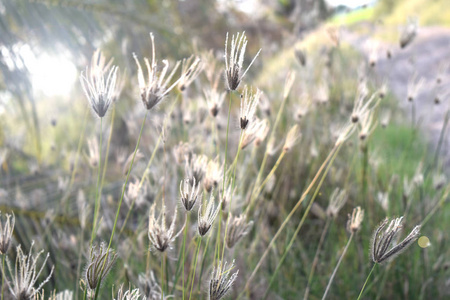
[21,45,77,96]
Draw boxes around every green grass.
[330,6,375,26]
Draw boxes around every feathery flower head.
[239,86,261,130]
[400,17,418,49]
[148,204,183,252]
[180,177,201,212]
[204,157,223,193]
[283,124,301,153]
[283,70,296,99]
[133,33,181,110]
[220,182,235,212]
[380,109,391,128]
[209,260,239,300]
[178,55,203,91]
[138,271,164,300]
[240,118,269,149]
[185,154,208,187]
[347,206,364,233]
[86,136,100,168]
[359,110,377,141]
[224,32,261,91]
[371,216,420,264]
[407,73,425,102]
[0,211,14,254]
[85,242,117,291]
[114,285,144,300]
[80,51,118,118]
[351,83,378,124]
[198,193,220,237]
[125,178,148,209]
[4,241,54,299]
[204,87,226,117]
[335,122,356,146]
[326,188,348,218]
[226,214,253,248]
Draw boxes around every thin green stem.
[433,110,449,168]
[421,186,449,227]
[221,131,243,262]
[93,111,148,300]
[198,234,211,290]
[215,92,233,265]
[246,151,286,215]
[304,218,332,300]
[322,233,354,300]
[1,254,5,300]
[63,107,89,213]
[99,104,116,199]
[161,252,165,300]
[357,263,377,300]
[239,144,340,297]
[179,213,190,300]
[264,146,341,298]
[189,237,202,300]
[90,117,103,245]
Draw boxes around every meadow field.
[0,0,448,299]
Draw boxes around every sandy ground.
[342,25,450,168]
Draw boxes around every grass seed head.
[326,188,348,219]
[85,242,117,291]
[198,193,220,237]
[133,33,182,110]
[148,204,183,252]
[224,32,261,91]
[209,260,239,300]
[180,178,201,212]
[347,206,364,233]
[400,17,418,49]
[370,216,420,264]
[80,51,118,118]
[178,55,203,92]
[226,214,253,248]
[0,211,15,254]
[239,86,261,130]
[4,242,54,300]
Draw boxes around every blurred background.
[0,0,449,299]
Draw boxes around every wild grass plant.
[0,22,449,300]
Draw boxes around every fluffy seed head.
[85,242,117,291]
[138,271,164,300]
[326,188,348,218]
[148,204,183,252]
[133,33,182,110]
[185,154,208,187]
[226,214,253,248]
[0,211,15,254]
[198,193,220,237]
[209,260,239,300]
[203,158,223,193]
[239,86,261,130]
[347,206,364,233]
[80,50,118,118]
[400,17,418,49]
[178,55,203,91]
[114,285,144,300]
[283,124,301,153]
[4,241,54,300]
[180,178,201,212]
[240,118,269,149]
[224,32,261,91]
